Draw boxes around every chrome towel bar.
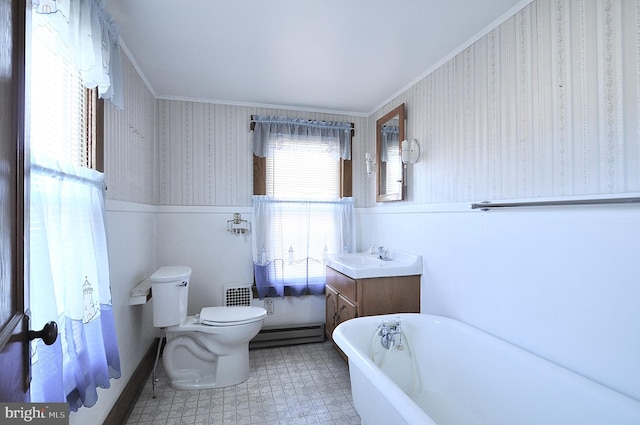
[471,197,640,211]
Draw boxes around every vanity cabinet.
[324,266,420,343]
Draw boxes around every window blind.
[265,139,340,200]
[30,18,89,168]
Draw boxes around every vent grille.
[224,284,253,307]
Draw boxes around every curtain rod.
[32,163,106,190]
[249,115,355,137]
[471,196,640,210]
[253,197,354,205]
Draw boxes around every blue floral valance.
[251,116,353,160]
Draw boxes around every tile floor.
[126,340,361,425]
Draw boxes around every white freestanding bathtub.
[333,313,640,425]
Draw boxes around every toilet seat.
[199,306,267,327]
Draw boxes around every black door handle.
[28,321,58,346]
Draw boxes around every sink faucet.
[376,246,390,260]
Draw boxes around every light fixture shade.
[401,139,420,164]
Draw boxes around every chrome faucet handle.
[394,317,404,350]
[378,320,389,335]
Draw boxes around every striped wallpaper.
[374,0,639,206]
[105,0,639,208]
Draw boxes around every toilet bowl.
[150,266,267,390]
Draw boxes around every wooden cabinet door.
[336,294,357,326]
[325,285,339,339]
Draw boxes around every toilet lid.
[150,266,192,283]
[199,306,266,326]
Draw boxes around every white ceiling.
[105,0,529,115]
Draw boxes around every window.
[28,10,119,408]
[30,19,102,170]
[252,117,353,198]
[265,139,341,199]
[252,118,355,299]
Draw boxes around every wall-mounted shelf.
[129,278,152,305]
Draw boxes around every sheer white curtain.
[251,116,355,299]
[29,0,121,410]
[32,0,124,108]
[252,197,355,299]
[30,161,120,409]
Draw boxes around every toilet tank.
[150,266,192,327]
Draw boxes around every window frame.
[252,130,352,297]
[85,88,105,172]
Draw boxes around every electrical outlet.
[264,299,274,315]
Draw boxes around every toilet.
[150,266,267,390]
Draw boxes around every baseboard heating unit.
[250,323,325,349]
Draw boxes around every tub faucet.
[394,317,404,350]
[378,317,403,349]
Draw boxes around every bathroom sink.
[326,250,422,279]
[336,255,384,267]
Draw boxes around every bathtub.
[333,313,640,425]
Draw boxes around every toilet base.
[162,332,253,390]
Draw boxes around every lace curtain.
[32,0,124,109]
[29,160,121,410]
[251,116,355,299]
[28,0,122,410]
[252,196,355,299]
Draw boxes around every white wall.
[358,202,640,401]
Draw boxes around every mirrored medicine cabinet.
[376,103,405,202]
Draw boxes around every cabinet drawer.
[326,267,356,301]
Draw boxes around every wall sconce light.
[365,152,375,177]
[401,139,420,166]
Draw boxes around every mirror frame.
[376,103,405,202]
